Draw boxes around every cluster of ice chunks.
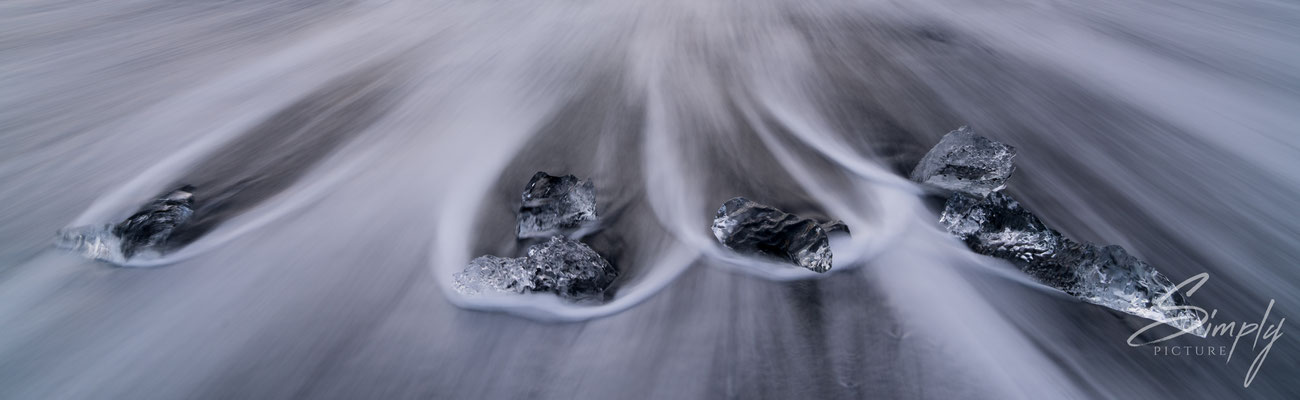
[516,172,596,238]
[55,185,196,264]
[455,172,616,301]
[454,236,618,300]
[915,126,1205,335]
[711,197,847,273]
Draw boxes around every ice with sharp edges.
[55,185,196,264]
[913,126,1205,335]
[910,126,1017,198]
[454,236,618,301]
[711,197,842,273]
[939,191,1206,336]
[114,185,196,258]
[941,192,1062,263]
[1028,239,1206,335]
[516,172,597,238]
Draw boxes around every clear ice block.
[516,172,597,239]
[939,191,1205,336]
[911,126,1017,198]
[454,236,618,301]
[1030,240,1206,335]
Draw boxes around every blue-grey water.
[1,0,1298,398]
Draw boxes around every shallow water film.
[2,0,1298,398]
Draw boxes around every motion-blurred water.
[2,0,1298,398]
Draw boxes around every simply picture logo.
[1126,273,1285,388]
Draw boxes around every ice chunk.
[524,236,618,299]
[55,185,195,263]
[1028,239,1206,335]
[711,197,839,273]
[516,172,597,238]
[114,185,195,258]
[911,126,1017,197]
[453,255,531,295]
[940,192,1062,263]
[454,236,618,301]
[939,191,1205,336]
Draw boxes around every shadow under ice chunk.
[711,197,842,273]
[516,171,597,239]
[55,185,196,264]
[454,236,618,301]
[910,126,1016,198]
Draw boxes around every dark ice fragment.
[710,197,841,273]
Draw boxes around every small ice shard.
[822,220,851,235]
[1028,239,1206,335]
[454,236,618,301]
[940,192,1062,263]
[516,172,597,238]
[55,185,195,263]
[711,197,839,273]
[939,191,1205,336]
[910,126,1017,197]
